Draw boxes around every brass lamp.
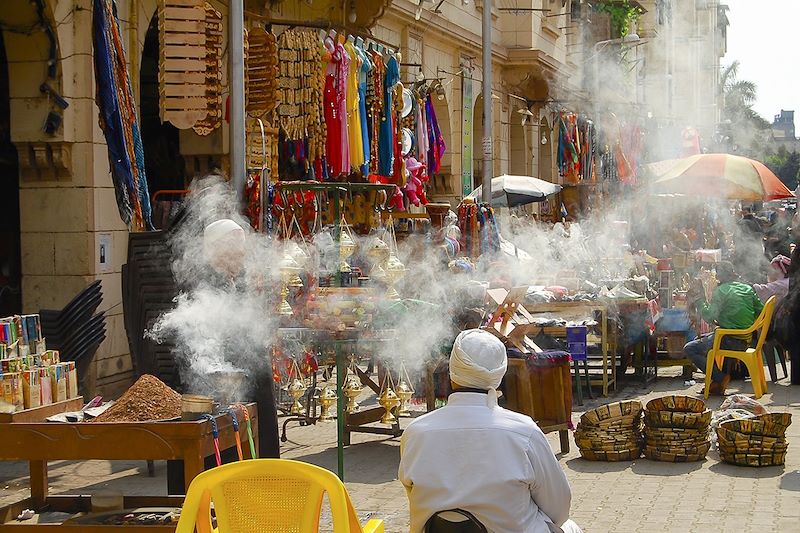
[317,385,337,421]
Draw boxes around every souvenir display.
[192,2,223,136]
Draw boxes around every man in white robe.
[398,329,582,533]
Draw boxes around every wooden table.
[0,404,258,531]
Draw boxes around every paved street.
[1,368,798,532]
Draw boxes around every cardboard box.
[39,368,52,406]
[49,365,66,403]
[1,372,23,410]
[41,350,60,366]
[22,369,40,409]
[66,361,78,399]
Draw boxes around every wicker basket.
[576,438,643,452]
[721,413,792,438]
[645,426,709,440]
[718,441,788,456]
[719,450,787,467]
[644,409,712,430]
[643,446,708,463]
[646,395,706,413]
[717,427,787,448]
[580,401,643,427]
[579,447,642,462]
[645,441,711,456]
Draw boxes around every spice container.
[181,394,214,421]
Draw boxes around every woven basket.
[646,436,710,449]
[646,395,706,414]
[721,413,792,438]
[580,401,643,427]
[718,441,788,457]
[717,427,788,448]
[645,426,709,441]
[643,446,708,463]
[575,434,643,450]
[644,409,712,430]
[719,450,787,467]
[645,441,711,456]
[579,446,642,462]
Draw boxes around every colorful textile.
[92,0,152,230]
[344,41,363,169]
[378,54,399,176]
[425,94,446,174]
[355,43,371,170]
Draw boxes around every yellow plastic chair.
[176,459,385,533]
[704,296,776,399]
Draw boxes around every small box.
[22,369,40,409]
[39,368,52,406]
[48,365,66,403]
[66,361,78,399]
[18,343,30,357]
[34,338,47,355]
[1,358,21,373]
[1,372,23,410]
[41,350,59,366]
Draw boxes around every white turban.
[449,329,507,407]
[203,219,245,262]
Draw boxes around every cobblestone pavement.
[1,367,799,532]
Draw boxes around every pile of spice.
[92,374,181,422]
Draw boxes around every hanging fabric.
[344,39,364,170]
[378,54,400,176]
[425,94,446,174]
[92,0,153,230]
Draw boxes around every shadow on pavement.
[565,457,631,474]
[289,439,401,484]
[631,458,705,476]
[708,461,785,479]
[779,470,800,491]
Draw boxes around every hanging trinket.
[287,360,307,415]
[278,253,301,315]
[379,372,400,425]
[343,358,363,414]
[395,362,415,417]
[317,384,338,421]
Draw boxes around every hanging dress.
[378,54,400,176]
[355,43,371,172]
[323,37,344,176]
[425,94,446,174]
[344,40,363,170]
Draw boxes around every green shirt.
[696,281,764,331]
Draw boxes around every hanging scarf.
[92,0,152,230]
[425,94,446,174]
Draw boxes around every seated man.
[684,261,764,395]
[399,329,582,533]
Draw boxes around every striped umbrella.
[647,153,793,201]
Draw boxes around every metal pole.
[481,0,493,204]
[230,0,246,202]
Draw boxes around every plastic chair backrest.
[176,459,365,533]
[424,509,488,533]
[752,296,777,351]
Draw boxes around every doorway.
[0,30,21,316]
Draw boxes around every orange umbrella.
[647,153,793,201]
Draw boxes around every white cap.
[203,219,245,262]
[449,329,507,407]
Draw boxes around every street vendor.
[684,261,763,395]
[399,329,582,533]
[202,219,281,458]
